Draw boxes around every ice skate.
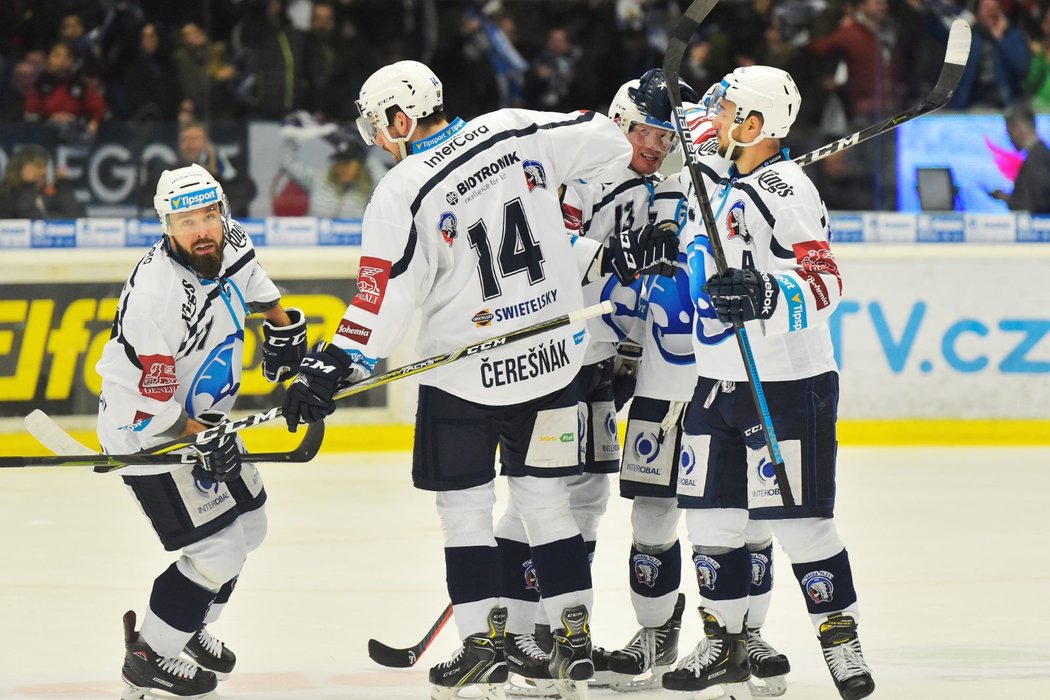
[661,607,751,699]
[183,626,236,680]
[745,628,789,697]
[818,613,875,700]
[505,625,557,698]
[430,607,509,700]
[589,645,612,688]
[120,611,219,699]
[606,592,685,692]
[548,605,593,700]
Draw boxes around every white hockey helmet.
[355,60,443,149]
[153,163,229,235]
[708,66,801,142]
[608,79,676,137]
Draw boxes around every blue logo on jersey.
[644,252,695,364]
[688,237,735,346]
[599,275,641,340]
[756,457,778,484]
[633,431,661,463]
[779,274,808,332]
[680,444,696,475]
[186,330,243,415]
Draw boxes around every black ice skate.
[746,627,790,697]
[183,626,236,680]
[429,606,508,700]
[505,625,557,698]
[548,605,593,700]
[120,611,218,700]
[589,645,612,688]
[818,613,875,700]
[661,607,751,698]
[607,592,685,692]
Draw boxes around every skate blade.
[553,679,589,700]
[505,675,559,698]
[431,683,507,700]
[607,663,674,692]
[748,674,787,697]
[587,669,612,688]
[121,685,219,700]
[688,682,753,700]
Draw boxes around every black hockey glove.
[282,343,354,432]
[702,268,780,324]
[603,221,679,285]
[262,307,308,383]
[629,68,700,124]
[612,342,642,412]
[190,409,241,483]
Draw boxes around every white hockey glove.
[262,307,308,383]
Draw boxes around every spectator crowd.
[3,0,1050,215]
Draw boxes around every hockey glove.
[282,343,354,432]
[262,307,308,383]
[604,221,679,285]
[190,409,241,483]
[702,268,780,324]
[612,342,642,412]
[629,68,700,124]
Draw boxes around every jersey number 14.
[468,198,547,301]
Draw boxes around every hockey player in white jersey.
[96,163,307,698]
[661,66,875,700]
[279,60,676,700]
[608,73,792,698]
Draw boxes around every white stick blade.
[24,410,95,456]
[946,19,972,66]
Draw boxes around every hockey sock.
[692,545,750,633]
[445,545,501,640]
[141,563,217,657]
[496,536,541,635]
[791,548,858,622]
[747,540,774,628]
[630,540,682,627]
[531,534,592,625]
[204,576,238,625]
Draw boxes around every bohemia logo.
[138,354,178,400]
[351,256,391,315]
[336,318,372,344]
[792,240,841,310]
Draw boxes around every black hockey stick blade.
[368,602,453,668]
[78,300,613,459]
[0,419,326,471]
[793,18,971,168]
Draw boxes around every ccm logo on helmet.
[171,187,219,210]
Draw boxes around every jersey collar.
[411,117,466,154]
[725,147,790,182]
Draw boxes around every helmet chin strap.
[387,118,419,161]
[724,123,766,162]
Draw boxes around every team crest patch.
[472,309,494,327]
[632,553,661,588]
[438,211,458,247]
[693,553,719,591]
[751,552,770,586]
[726,200,752,244]
[802,570,835,604]
[524,559,540,592]
[523,160,547,191]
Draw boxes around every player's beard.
[173,233,224,278]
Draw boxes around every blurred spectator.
[1024,7,1050,110]
[302,1,366,120]
[526,27,581,110]
[138,121,257,217]
[233,0,308,120]
[173,21,240,123]
[280,126,373,218]
[0,145,85,219]
[989,101,1050,213]
[809,0,901,122]
[110,22,181,121]
[949,0,1030,109]
[24,40,108,142]
[809,149,878,211]
[461,2,528,108]
[0,55,44,122]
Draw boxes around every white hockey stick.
[10,301,613,467]
[24,410,95,454]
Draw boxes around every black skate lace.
[677,634,722,675]
[746,630,781,663]
[158,654,200,679]
[197,627,224,658]
[822,637,871,681]
[514,633,550,661]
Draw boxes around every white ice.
[1,446,1048,699]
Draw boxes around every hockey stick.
[0,416,326,471]
[664,0,797,506]
[367,602,453,668]
[793,18,971,168]
[15,301,614,464]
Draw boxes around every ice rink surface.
[2,445,1049,699]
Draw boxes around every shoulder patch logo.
[438,211,458,247]
[726,200,752,244]
[351,257,392,315]
[523,160,547,191]
[138,354,178,400]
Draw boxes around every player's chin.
[632,157,663,175]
